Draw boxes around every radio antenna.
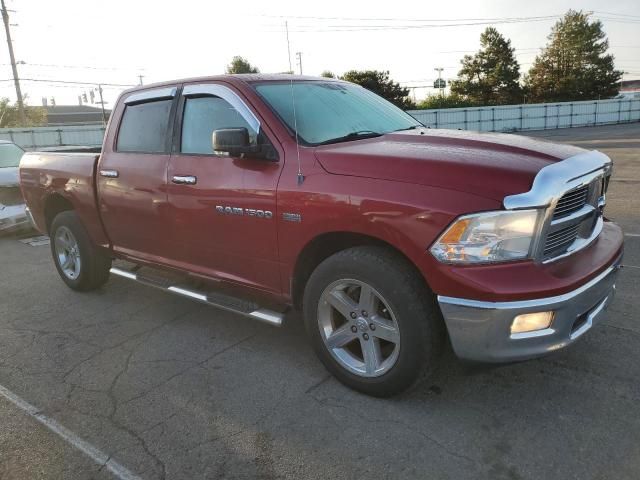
[286,21,293,74]
[285,20,304,185]
[289,79,304,185]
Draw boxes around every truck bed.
[19,152,108,246]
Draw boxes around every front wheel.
[50,211,111,291]
[303,246,444,397]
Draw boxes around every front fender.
[277,172,501,298]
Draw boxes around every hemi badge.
[282,213,302,223]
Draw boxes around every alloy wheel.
[54,226,82,280]
[318,279,401,377]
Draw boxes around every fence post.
[570,103,574,128]
[8,130,13,142]
[435,110,438,129]
[30,130,36,149]
[464,109,468,130]
[544,104,548,129]
[492,107,495,131]
[618,99,622,123]
[594,101,598,125]
[57,129,63,146]
[520,105,523,130]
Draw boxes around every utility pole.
[296,52,303,75]
[138,75,144,86]
[1,0,25,125]
[97,84,107,126]
[434,67,444,97]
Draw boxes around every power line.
[0,78,135,87]
[277,18,562,32]
[253,11,640,33]
[594,11,640,20]
[257,13,563,22]
[253,14,565,33]
[9,61,144,71]
[596,15,640,24]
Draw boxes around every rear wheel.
[50,211,111,291]
[303,246,444,397]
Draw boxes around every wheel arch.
[44,193,74,234]
[291,231,430,310]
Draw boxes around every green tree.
[524,10,622,102]
[450,27,522,106]
[416,93,475,110]
[0,98,47,127]
[320,70,336,78]
[226,56,259,74]
[340,70,414,109]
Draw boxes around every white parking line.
[0,384,140,480]
[625,233,640,237]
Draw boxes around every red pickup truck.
[20,75,623,396]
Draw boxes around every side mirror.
[212,128,259,157]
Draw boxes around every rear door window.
[116,99,173,153]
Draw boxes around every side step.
[109,267,284,327]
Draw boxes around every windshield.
[0,143,25,168]
[254,81,421,145]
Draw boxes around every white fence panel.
[0,125,106,150]
[0,98,638,150]
[407,98,640,132]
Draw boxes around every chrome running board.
[109,266,284,327]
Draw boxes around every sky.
[1,0,639,108]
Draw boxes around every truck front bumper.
[437,254,622,362]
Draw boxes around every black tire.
[303,246,444,397]
[50,210,111,291]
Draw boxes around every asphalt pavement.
[0,122,638,480]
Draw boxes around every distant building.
[616,80,640,100]
[620,79,640,92]
[44,105,111,126]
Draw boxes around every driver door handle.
[172,175,197,185]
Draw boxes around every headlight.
[430,209,542,264]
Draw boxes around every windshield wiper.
[393,125,421,132]
[316,130,383,146]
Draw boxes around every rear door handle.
[99,169,119,178]
[172,175,197,185]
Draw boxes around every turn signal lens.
[439,218,471,243]
[511,311,555,334]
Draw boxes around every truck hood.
[314,129,586,201]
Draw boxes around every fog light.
[511,311,554,334]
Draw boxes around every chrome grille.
[503,150,612,264]
[543,223,580,255]
[541,171,610,261]
[553,185,589,219]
